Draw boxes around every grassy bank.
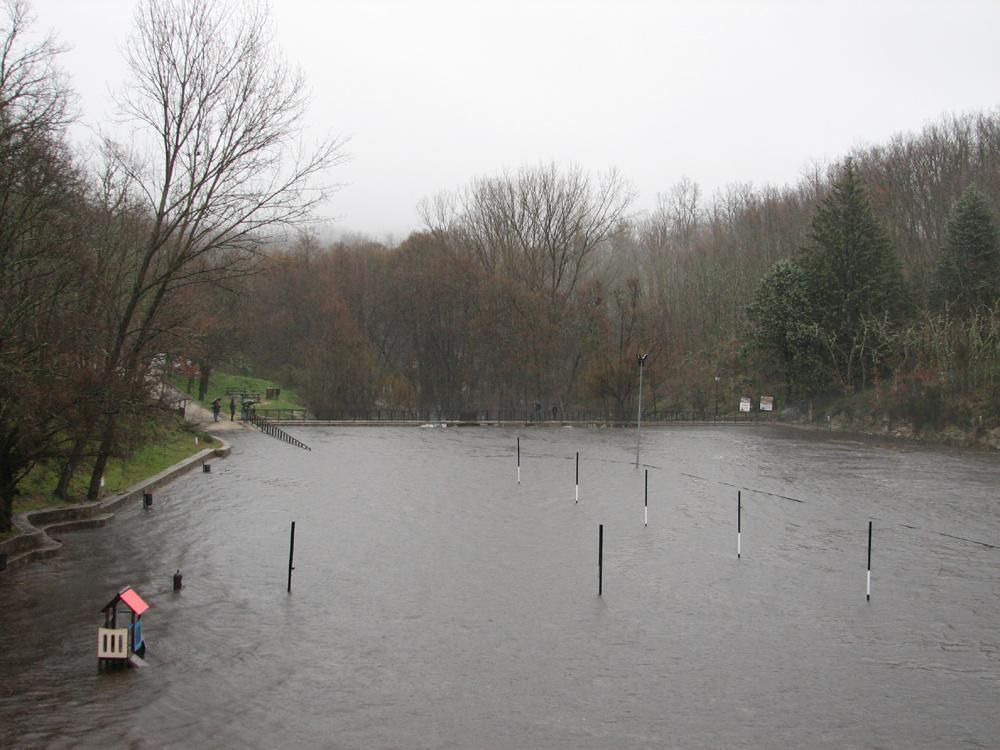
[8,417,215,527]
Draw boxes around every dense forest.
[232,118,1000,429]
[1,0,998,532]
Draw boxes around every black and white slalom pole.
[517,437,521,485]
[866,521,872,601]
[737,490,742,559]
[598,524,604,596]
[575,451,580,503]
[644,469,648,527]
[287,521,296,593]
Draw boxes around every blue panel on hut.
[132,620,144,652]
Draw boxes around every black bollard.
[203,463,211,473]
[173,569,183,591]
[143,492,153,508]
[737,490,741,559]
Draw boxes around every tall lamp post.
[635,352,648,467]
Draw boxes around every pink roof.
[118,587,149,616]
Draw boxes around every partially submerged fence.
[248,413,311,450]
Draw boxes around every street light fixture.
[635,352,648,467]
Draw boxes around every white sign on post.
[760,396,773,412]
[739,397,751,413]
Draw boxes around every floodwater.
[1,425,998,749]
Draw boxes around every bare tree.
[0,0,84,530]
[655,177,701,245]
[425,163,634,302]
[84,0,345,499]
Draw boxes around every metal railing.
[248,412,311,450]
[253,408,310,421]
[249,407,768,424]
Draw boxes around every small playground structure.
[97,586,149,670]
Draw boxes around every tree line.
[231,112,999,429]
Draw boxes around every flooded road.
[1,425,998,748]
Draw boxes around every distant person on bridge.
[211,398,221,422]
[230,397,236,421]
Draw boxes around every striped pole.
[517,437,520,485]
[737,490,742,559]
[575,452,579,503]
[644,469,648,527]
[598,524,604,596]
[287,521,296,593]
[866,521,872,601]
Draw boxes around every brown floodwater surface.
[1,425,998,748]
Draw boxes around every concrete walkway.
[186,400,253,433]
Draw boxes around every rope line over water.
[680,473,806,503]
[680,474,999,549]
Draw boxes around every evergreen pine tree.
[934,186,1000,316]
[745,259,828,395]
[799,159,911,389]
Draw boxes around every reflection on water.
[1,426,998,748]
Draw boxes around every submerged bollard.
[203,463,211,473]
[517,437,520,485]
[173,569,183,591]
[143,492,153,509]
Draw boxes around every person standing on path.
[229,397,236,421]
[211,398,221,422]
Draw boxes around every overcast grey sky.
[26,0,1000,242]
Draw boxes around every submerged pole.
[598,524,604,596]
[644,469,648,527]
[287,521,296,593]
[575,451,579,503]
[867,521,872,601]
[737,490,741,559]
[517,437,520,485]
